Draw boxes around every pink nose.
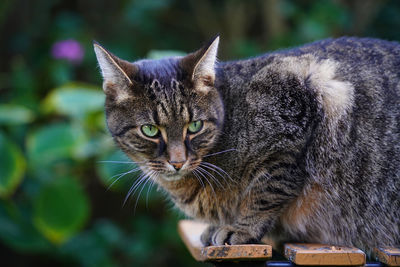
[170,161,184,171]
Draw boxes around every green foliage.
[42,83,104,119]
[1,0,399,265]
[0,200,50,252]
[0,132,26,197]
[0,104,35,125]
[27,123,85,166]
[33,177,90,244]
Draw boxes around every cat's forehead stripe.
[152,79,190,124]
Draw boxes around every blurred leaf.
[74,133,104,159]
[0,132,26,197]
[0,200,50,252]
[96,150,139,192]
[0,104,35,125]
[27,122,86,167]
[34,177,90,244]
[43,82,104,119]
[60,220,120,267]
[85,109,106,132]
[147,50,186,59]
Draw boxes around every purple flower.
[51,39,84,64]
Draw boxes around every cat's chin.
[162,173,184,182]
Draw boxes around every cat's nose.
[169,161,184,171]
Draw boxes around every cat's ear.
[181,36,219,88]
[93,41,137,93]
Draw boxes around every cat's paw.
[208,225,259,245]
[200,225,217,246]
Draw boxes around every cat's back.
[221,37,400,81]
[281,36,400,61]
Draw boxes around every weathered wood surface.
[178,220,272,262]
[284,243,366,266]
[375,247,400,266]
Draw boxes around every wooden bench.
[178,220,400,267]
[375,247,400,266]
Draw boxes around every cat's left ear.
[93,41,137,93]
[181,36,219,88]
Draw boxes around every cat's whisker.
[98,160,138,164]
[110,167,141,179]
[201,161,236,184]
[145,172,158,209]
[107,167,142,190]
[149,160,163,164]
[146,161,165,169]
[203,148,237,158]
[134,170,155,213]
[125,172,147,196]
[197,166,224,189]
[195,167,217,198]
[199,162,231,188]
[192,169,206,189]
[147,165,164,169]
[123,172,148,206]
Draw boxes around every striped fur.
[94,37,400,255]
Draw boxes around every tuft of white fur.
[280,55,354,121]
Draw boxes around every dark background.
[0,0,399,266]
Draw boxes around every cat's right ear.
[180,36,219,90]
[93,41,137,94]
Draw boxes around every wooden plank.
[375,247,400,266]
[178,220,208,261]
[284,243,366,266]
[178,220,272,262]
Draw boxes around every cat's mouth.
[157,159,201,182]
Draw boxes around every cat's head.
[94,37,224,182]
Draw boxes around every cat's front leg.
[202,208,283,246]
[201,224,259,246]
[202,167,304,246]
[202,215,273,246]
[200,225,217,246]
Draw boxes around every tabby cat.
[94,36,400,253]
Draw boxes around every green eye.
[188,120,203,134]
[141,124,159,137]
